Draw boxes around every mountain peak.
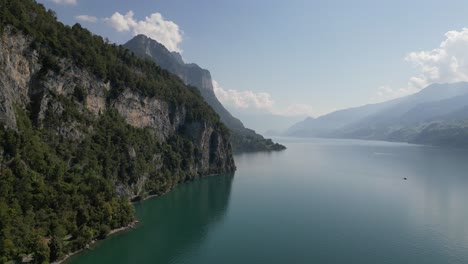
[134,34,149,40]
[123,35,286,152]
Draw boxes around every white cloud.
[213,80,274,110]
[75,15,97,23]
[375,27,468,102]
[405,28,468,88]
[104,11,183,52]
[50,0,77,5]
[213,80,315,117]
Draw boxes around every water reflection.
[400,147,468,251]
[69,138,468,264]
[68,173,234,264]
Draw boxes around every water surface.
[69,138,468,264]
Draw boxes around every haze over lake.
[69,138,468,264]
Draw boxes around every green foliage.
[98,225,111,239]
[0,108,135,262]
[0,103,214,262]
[73,85,87,103]
[0,0,221,126]
[230,131,286,153]
[0,0,234,262]
[49,236,63,261]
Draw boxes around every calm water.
[68,138,468,264]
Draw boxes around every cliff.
[0,0,234,262]
[124,35,286,153]
[0,27,234,191]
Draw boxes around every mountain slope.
[286,98,402,137]
[0,0,234,262]
[123,35,285,153]
[287,82,468,147]
[336,83,468,139]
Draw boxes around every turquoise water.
[69,138,468,264]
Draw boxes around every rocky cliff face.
[123,35,245,130]
[0,2,236,261]
[112,89,234,176]
[0,28,235,197]
[124,35,286,152]
[0,27,39,129]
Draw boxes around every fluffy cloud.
[406,28,468,88]
[75,15,97,23]
[213,80,315,117]
[375,28,468,102]
[213,80,274,110]
[50,0,77,5]
[104,11,183,52]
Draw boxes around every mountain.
[230,110,305,135]
[287,82,468,147]
[0,0,234,262]
[123,35,285,153]
[287,99,400,137]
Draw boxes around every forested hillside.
[0,0,235,262]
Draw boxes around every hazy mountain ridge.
[287,98,402,137]
[123,35,285,153]
[287,82,468,147]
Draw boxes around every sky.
[37,0,468,120]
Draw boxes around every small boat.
[403,177,407,180]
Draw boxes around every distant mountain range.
[287,82,468,147]
[124,35,285,152]
[230,111,305,135]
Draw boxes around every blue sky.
[38,0,468,118]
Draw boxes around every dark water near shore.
[68,138,468,264]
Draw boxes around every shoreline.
[53,172,231,264]
[52,220,138,264]
[131,172,225,203]
[55,182,180,263]
[54,185,181,264]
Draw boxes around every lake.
[68,138,468,264]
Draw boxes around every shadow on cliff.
[68,173,235,264]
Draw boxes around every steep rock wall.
[0,28,235,197]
